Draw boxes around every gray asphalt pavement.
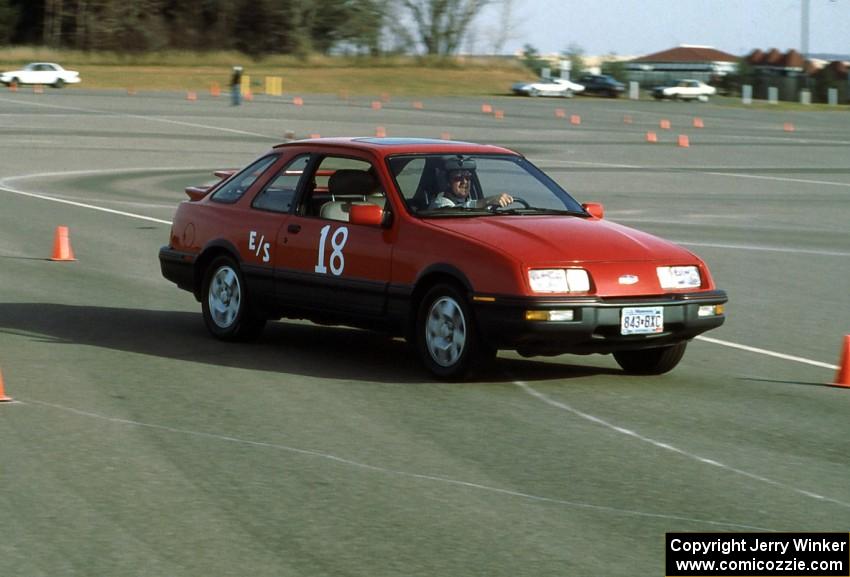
[1,88,849,577]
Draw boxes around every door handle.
[287,224,301,233]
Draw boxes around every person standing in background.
[230,66,243,106]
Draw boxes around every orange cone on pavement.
[50,226,76,261]
[693,117,704,128]
[677,134,690,148]
[645,131,658,143]
[832,335,850,388]
[0,368,12,402]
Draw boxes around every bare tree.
[399,0,489,55]
[489,0,517,55]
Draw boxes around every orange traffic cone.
[693,117,704,128]
[375,126,387,137]
[645,131,658,143]
[50,226,76,261]
[677,134,690,148]
[0,368,12,402]
[832,335,850,388]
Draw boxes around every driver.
[429,158,513,209]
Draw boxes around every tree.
[562,43,586,79]
[520,43,546,74]
[600,57,626,82]
[0,0,19,45]
[398,0,489,55]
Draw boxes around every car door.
[31,64,52,84]
[273,153,393,317]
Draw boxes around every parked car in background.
[0,62,81,88]
[576,74,625,98]
[511,77,585,98]
[652,79,717,101]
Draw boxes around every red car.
[159,138,726,379]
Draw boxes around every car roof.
[272,137,521,158]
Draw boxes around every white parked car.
[511,77,585,98]
[652,79,716,101]
[0,62,81,88]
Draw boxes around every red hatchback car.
[160,138,727,379]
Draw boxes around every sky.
[471,0,850,58]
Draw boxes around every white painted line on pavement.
[17,397,774,531]
[675,240,850,258]
[0,184,172,225]
[516,380,849,510]
[695,335,839,370]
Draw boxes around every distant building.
[626,45,739,85]
[745,48,811,75]
[744,48,818,101]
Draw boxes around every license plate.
[620,307,664,335]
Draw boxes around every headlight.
[657,266,701,289]
[529,269,590,293]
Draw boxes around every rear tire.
[613,342,687,375]
[201,255,266,341]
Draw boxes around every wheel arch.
[192,239,241,300]
[406,264,473,337]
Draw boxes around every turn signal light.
[525,310,575,322]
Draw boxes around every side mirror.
[582,202,604,219]
[349,203,385,227]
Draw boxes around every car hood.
[424,216,695,264]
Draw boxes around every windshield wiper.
[418,206,494,217]
[491,206,587,216]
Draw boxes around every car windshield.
[387,153,587,217]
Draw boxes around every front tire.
[613,342,687,375]
[201,255,265,341]
[416,283,491,380]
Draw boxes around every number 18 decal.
[314,225,349,276]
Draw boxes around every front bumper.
[473,290,727,356]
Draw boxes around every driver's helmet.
[440,157,477,191]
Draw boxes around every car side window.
[299,156,384,222]
[252,154,310,213]
[210,154,278,204]
[389,157,426,204]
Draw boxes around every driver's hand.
[491,193,513,207]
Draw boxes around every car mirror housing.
[349,203,385,227]
[582,202,604,219]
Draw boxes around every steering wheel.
[488,196,530,211]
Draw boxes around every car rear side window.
[252,154,310,213]
[210,155,278,204]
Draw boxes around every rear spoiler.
[184,169,238,201]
